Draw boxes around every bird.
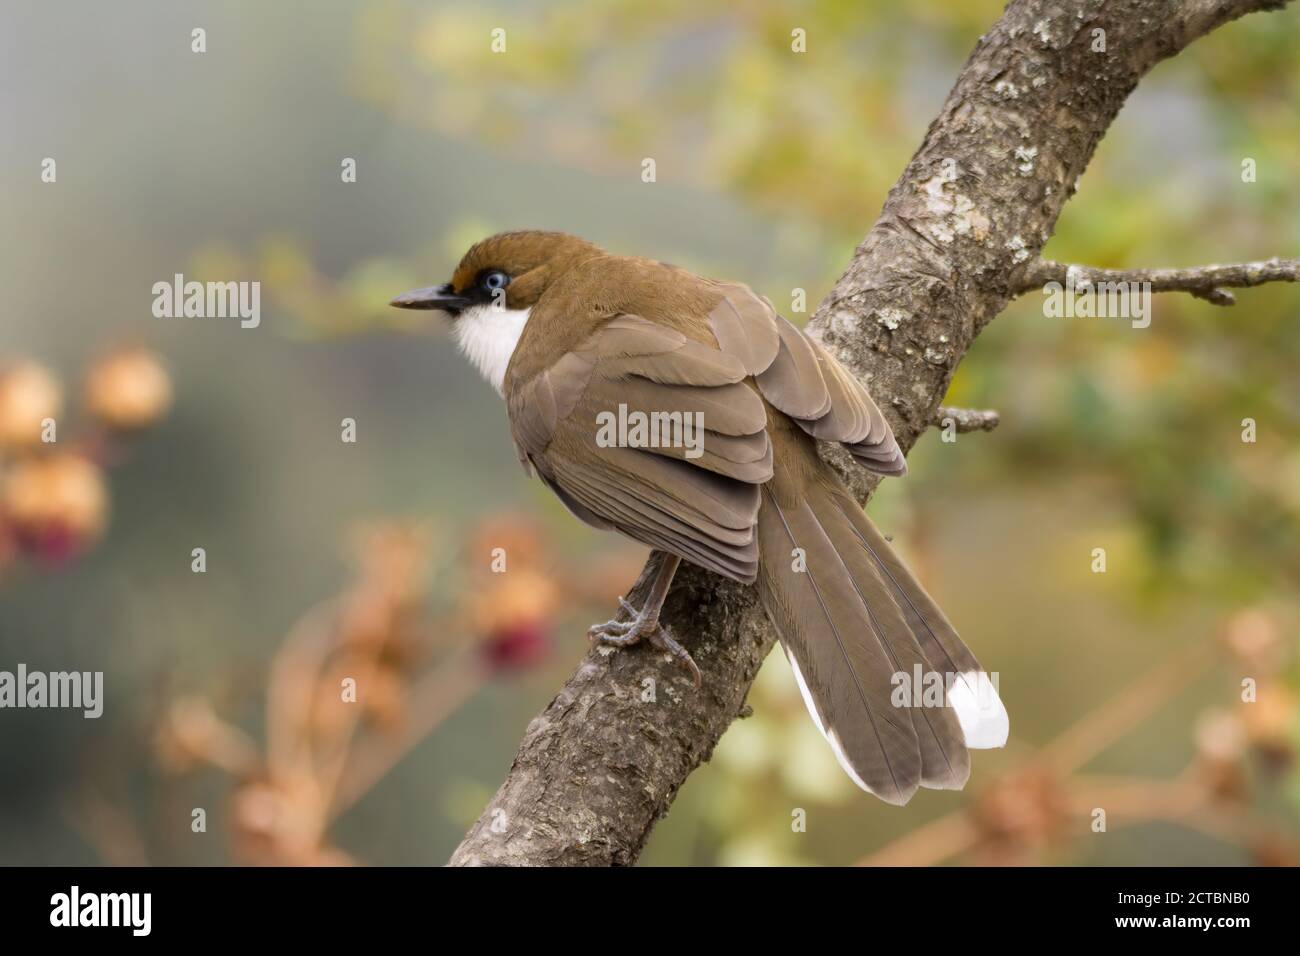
[391,230,1008,804]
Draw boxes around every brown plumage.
[391,230,1008,803]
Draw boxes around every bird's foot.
[588,597,701,686]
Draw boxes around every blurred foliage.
[134,516,640,865]
[335,1,1300,583]
[333,0,1300,608]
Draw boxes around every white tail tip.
[948,670,1009,749]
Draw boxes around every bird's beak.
[389,283,472,312]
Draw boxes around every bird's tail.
[757,470,1008,804]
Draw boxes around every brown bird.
[392,230,1007,804]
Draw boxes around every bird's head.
[389,230,603,317]
[390,230,604,394]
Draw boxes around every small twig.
[1037,640,1214,775]
[932,406,1000,433]
[65,790,152,868]
[315,611,396,814]
[856,807,981,867]
[1065,778,1287,849]
[266,598,341,779]
[1016,257,1300,306]
[328,646,488,821]
[162,697,263,778]
[858,634,1222,867]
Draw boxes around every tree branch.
[933,406,1001,433]
[449,0,1293,867]
[1015,257,1300,305]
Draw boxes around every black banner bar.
[0,865,1283,942]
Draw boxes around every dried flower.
[230,774,335,865]
[311,657,409,738]
[970,768,1071,862]
[351,521,431,593]
[361,663,408,731]
[0,360,62,449]
[2,452,109,561]
[1250,834,1300,867]
[155,695,259,776]
[1193,710,1248,800]
[1221,609,1287,677]
[155,697,224,774]
[466,513,545,570]
[1240,681,1296,773]
[467,567,560,635]
[467,567,559,673]
[480,619,550,673]
[83,347,172,431]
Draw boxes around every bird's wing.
[508,314,772,583]
[708,283,906,475]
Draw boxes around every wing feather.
[508,313,767,584]
[710,286,904,477]
[706,284,781,376]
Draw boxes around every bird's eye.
[481,270,510,292]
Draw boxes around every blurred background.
[1,0,1298,866]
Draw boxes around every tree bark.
[449,0,1292,866]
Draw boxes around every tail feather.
[758,478,976,802]
[759,486,921,804]
[758,462,1011,801]
[835,500,1010,750]
[814,487,970,791]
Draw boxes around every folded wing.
[508,314,772,583]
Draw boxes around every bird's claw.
[645,626,702,687]
[588,597,701,687]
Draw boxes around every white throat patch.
[452,304,532,396]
